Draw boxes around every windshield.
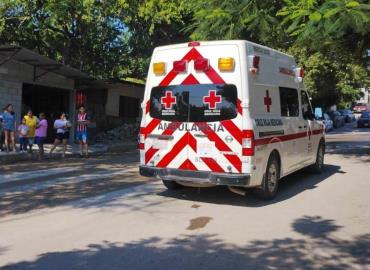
[149,84,238,122]
[361,112,370,118]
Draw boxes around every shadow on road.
[158,164,343,207]
[0,153,146,217]
[1,216,368,270]
[326,141,370,163]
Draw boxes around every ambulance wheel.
[309,141,325,174]
[256,154,280,200]
[162,180,183,190]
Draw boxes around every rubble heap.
[95,123,139,144]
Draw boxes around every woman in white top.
[49,113,71,158]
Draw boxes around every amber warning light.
[153,62,166,76]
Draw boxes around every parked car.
[352,103,368,113]
[357,112,370,128]
[338,109,355,123]
[326,111,345,128]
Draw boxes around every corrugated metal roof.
[0,45,93,80]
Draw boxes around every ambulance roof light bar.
[173,60,187,73]
[188,41,200,47]
[194,58,209,72]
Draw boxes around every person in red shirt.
[76,106,91,157]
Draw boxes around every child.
[18,118,29,152]
[50,113,70,158]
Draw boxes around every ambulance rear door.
[144,42,244,174]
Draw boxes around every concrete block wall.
[0,80,22,121]
[106,83,144,117]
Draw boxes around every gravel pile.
[95,122,139,144]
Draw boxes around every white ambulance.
[139,40,325,200]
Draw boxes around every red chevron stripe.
[201,157,225,173]
[145,147,159,164]
[224,154,242,173]
[182,74,200,85]
[195,123,241,172]
[205,66,225,84]
[143,118,161,138]
[145,121,181,164]
[221,120,242,144]
[179,159,197,170]
[237,99,242,115]
[157,132,196,168]
[146,101,150,114]
[196,123,231,152]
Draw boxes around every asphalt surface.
[0,122,369,270]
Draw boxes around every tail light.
[173,60,187,73]
[188,41,200,47]
[242,130,255,156]
[194,58,209,72]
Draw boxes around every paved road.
[0,123,369,270]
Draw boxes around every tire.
[255,154,280,200]
[309,141,325,174]
[162,180,183,190]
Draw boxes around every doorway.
[22,83,71,142]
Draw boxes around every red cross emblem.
[203,90,222,110]
[264,90,272,112]
[161,91,176,109]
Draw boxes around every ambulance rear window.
[149,84,238,122]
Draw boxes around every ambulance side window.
[279,87,299,117]
[301,90,313,120]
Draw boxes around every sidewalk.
[0,142,137,164]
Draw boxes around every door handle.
[304,125,307,128]
[298,126,303,129]
[148,134,174,140]
[194,133,207,138]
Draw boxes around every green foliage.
[188,0,369,107]
[0,0,130,80]
[121,0,192,78]
[0,0,368,107]
[188,0,288,48]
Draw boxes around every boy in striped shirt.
[76,106,91,157]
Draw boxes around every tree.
[121,0,193,79]
[187,0,288,48]
[278,0,370,107]
[277,0,370,64]
[0,0,130,80]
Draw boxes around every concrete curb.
[0,143,137,164]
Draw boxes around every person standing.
[76,106,91,157]
[0,114,4,152]
[23,110,38,154]
[17,118,29,152]
[50,113,70,158]
[2,104,16,152]
[35,113,48,159]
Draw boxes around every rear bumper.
[139,165,250,187]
